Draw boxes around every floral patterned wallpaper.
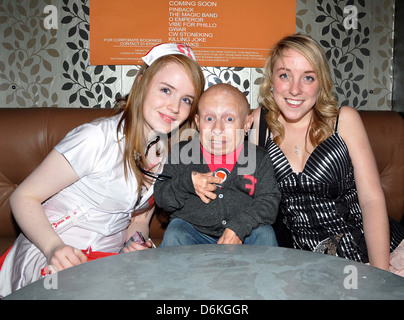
[0,0,395,110]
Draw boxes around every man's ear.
[244,114,253,133]
[194,113,200,131]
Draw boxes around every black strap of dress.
[334,112,339,132]
[258,106,268,148]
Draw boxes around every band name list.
[168,1,218,47]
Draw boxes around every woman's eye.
[161,87,170,94]
[182,97,192,105]
[304,76,315,82]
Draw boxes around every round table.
[5,244,404,300]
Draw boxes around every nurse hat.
[142,43,196,66]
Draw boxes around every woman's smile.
[158,111,176,124]
[285,98,304,107]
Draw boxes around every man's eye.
[205,116,213,121]
[226,116,234,122]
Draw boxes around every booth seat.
[0,107,403,255]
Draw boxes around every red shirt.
[201,143,243,173]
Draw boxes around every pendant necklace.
[295,146,302,156]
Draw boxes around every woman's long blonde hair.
[115,54,205,191]
[259,34,339,147]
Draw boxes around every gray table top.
[5,244,404,300]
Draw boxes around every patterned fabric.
[264,114,404,263]
[265,120,368,262]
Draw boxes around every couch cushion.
[0,237,15,256]
[360,111,404,222]
[0,108,114,239]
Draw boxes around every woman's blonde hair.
[115,54,205,191]
[259,34,339,147]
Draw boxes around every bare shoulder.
[338,106,368,146]
[251,106,262,122]
[250,107,262,145]
[338,106,364,132]
[338,105,361,122]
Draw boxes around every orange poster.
[90,0,296,67]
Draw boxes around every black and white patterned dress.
[260,111,403,263]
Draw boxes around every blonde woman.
[252,34,404,272]
[0,44,205,296]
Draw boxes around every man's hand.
[191,171,222,203]
[217,228,242,244]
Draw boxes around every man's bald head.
[195,83,253,156]
[198,83,250,118]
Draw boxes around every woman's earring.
[134,151,142,162]
[270,86,273,92]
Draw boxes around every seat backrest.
[0,108,113,237]
[359,111,404,222]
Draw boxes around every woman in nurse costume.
[0,43,205,297]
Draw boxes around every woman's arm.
[338,106,390,270]
[10,149,87,270]
[127,206,155,240]
[122,206,155,251]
